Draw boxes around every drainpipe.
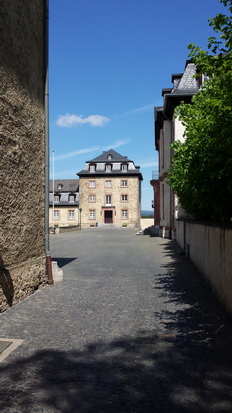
[44,0,53,284]
[169,120,174,239]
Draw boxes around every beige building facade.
[49,180,80,229]
[78,150,143,228]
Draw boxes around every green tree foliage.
[168,0,232,222]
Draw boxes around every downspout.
[44,0,53,284]
[163,108,173,240]
[169,120,174,239]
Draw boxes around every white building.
[151,61,201,238]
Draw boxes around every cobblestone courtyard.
[0,228,232,412]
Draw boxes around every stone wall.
[79,176,141,228]
[176,220,232,316]
[0,1,47,312]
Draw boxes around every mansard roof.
[77,149,143,180]
[163,61,200,119]
[154,60,201,147]
[87,149,132,163]
[49,179,79,193]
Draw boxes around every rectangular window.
[68,210,75,220]
[121,180,128,187]
[106,195,112,205]
[121,164,128,171]
[54,195,60,202]
[121,194,128,202]
[89,180,96,188]
[105,180,112,187]
[89,195,96,202]
[89,164,96,172]
[69,194,75,202]
[121,209,128,219]
[53,210,60,220]
[89,210,96,219]
[105,164,112,172]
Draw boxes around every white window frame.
[89,180,96,188]
[89,210,96,219]
[89,164,96,172]
[89,195,96,202]
[105,195,112,206]
[105,164,112,172]
[105,180,112,187]
[121,209,128,219]
[68,210,75,220]
[69,194,75,202]
[121,194,128,202]
[54,194,60,202]
[53,210,60,220]
[121,180,128,187]
[121,164,128,171]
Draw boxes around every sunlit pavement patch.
[0,338,23,362]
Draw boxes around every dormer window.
[54,194,60,202]
[69,194,75,202]
[121,164,128,171]
[107,154,112,160]
[105,164,112,172]
[57,184,62,189]
[89,164,96,172]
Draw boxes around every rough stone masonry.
[0,1,48,312]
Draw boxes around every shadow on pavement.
[1,241,232,412]
[52,258,77,268]
[1,331,232,411]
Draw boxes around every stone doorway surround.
[104,209,113,224]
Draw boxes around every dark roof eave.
[77,172,143,180]
[154,107,164,150]
[163,92,196,119]
[49,202,79,206]
[171,73,183,82]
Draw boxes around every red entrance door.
[104,210,113,224]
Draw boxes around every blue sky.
[49,0,226,210]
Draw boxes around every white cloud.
[112,103,158,119]
[126,103,155,114]
[56,113,110,128]
[53,139,130,161]
[54,146,99,161]
[103,139,131,151]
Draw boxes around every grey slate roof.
[154,61,201,144]
[168,62,199,97]
[163,61,200,119]
[49,179,79,193]
[77,149,143,180]
[87,149,132,163]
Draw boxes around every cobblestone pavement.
[1,228,232,412]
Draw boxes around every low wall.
[0,257,47,312]
[140,219,154,230]
[176,220,232,316]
